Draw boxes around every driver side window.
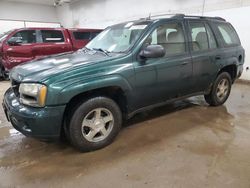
[144,22,186,56]
[9,30,36,44]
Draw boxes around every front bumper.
[2,88,66,140]
[0,58,10,79]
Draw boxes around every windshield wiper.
[92,48,111,56]
[77,47,93,54]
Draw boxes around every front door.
[133,21,193,110]
[4,29,37,68]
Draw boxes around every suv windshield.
[86,21,150,53]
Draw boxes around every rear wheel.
[204,72,232,106]
[68,96,122,152]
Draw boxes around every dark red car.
[0,27,102,79]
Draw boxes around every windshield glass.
[86,21,150,53]
[0,30,13,42]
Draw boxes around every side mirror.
[8,37,22,46]
[139,44,165,59]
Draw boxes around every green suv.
[2,14,244,151]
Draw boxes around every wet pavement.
[0,81,250,188]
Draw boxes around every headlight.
[19,83,47,107]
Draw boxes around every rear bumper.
[2,88,66,140]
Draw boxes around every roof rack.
[177,14,226,21]
[144,13,226,21]
[148,13,185,19]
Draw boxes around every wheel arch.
[217,64,237,82]
[64,85,128,116]
[61,85,128,138]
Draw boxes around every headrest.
[196,32,207,43]
[157,28,167,43]
[168,31,184,42]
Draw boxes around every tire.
[69,96,122,152]
[0,65,9,81]
[204,72,232,106]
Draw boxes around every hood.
[10,51,123,83]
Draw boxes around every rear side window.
[189,22,218,51]
[41,30,64,43]
[205,23,217,49]
[189,22,209,51]
[73,32,91,40]
[73,31,101,40]
[216,23,240,46]
[91,32,100,39]
[9,30,36,44]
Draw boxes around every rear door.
[3,29,37,68]
[32,29,72,59]
[69,30,101,50]
[187,20,219,92]
[70,30,91,50]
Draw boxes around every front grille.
[11,79,20,97]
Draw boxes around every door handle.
[215,55,221,60]
[181,61,189,66]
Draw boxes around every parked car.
[3,14,244,152]
[0,27,102,79]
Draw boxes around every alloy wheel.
[81,108,114,142]
[216,78,229,101]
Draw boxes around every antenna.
[148,13,151,19]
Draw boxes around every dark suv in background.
[3,14,244,152]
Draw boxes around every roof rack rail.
[181,15,226,21]
[143,13,226,21]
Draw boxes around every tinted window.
[73,32,90,40]
[145,22,186,56]
[216,23,240,46]
[41,30,64,43]
[205,23,217,49]
[189,22,209,51]
[9,30,36,44]
[91,32,100,39]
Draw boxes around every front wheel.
[69,96,122,152]
[204,72,232,106]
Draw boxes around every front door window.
[144,22,186,56]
